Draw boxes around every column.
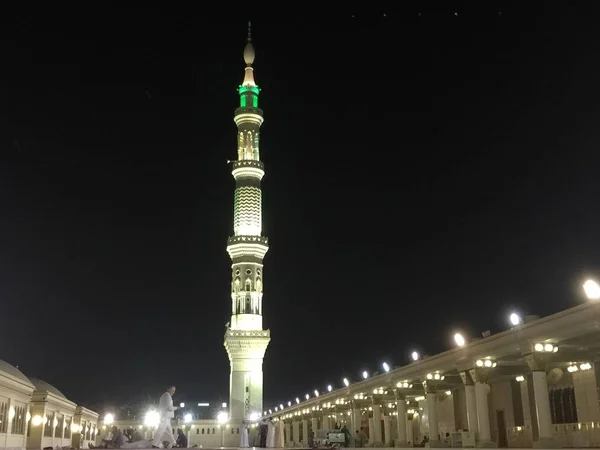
[465,384,479,433]
[426,393,440,444]
[475,382,492,445]
[396,400,408,446]
[384,415,392,445]
[322,415,331,431]
[285,422,291,447]
[368,418,375,444]
[406,414,414,447]
[311,417,319,435]
[531,370,556,447]
[352,409,362,434]
[292,421,300,446]
[573,366,600,422]
[519,379,532,428]
[301,419,309,445]
[372,405,383,443]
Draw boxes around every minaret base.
[224,329,270,421]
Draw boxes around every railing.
[507,422,600,447]
[227,330,270,338]
[506,425,533,448]
[227,235,269,246]
[553,422,600,447]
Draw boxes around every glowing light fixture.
[454,333,466,347]
[382,362,390,372]
[184,413,192,423]
[411,351,419,361]
[509,313,521,326]
[217,411,228,424]
[31,415,43,427]
[343,378,350,387]
[515,375,525,382]
[103,413,114,425]
[362,371,368,379]
[584,279,600,300]
[144,410,160,428]
[327,385,332,392]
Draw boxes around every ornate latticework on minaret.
[224,22,270,422]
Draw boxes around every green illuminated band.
[239,85,260,108]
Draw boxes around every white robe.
[266,421,275,448]
[240,424,249,447]
[275,421,285,448]
[152,392,177,447]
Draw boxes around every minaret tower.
[224,22,270,422]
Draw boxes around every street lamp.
[454,333,466,347]
[295,397,300,404]
[314,390,319,397]
[362,371,368,379]
[305,393,309,400]
[509,313,521,326]
[103,413,114,425]
[327,385,332,392]
[184,413,192,423]
[411,351,419,361]
[343,378,349,387]
[583,279,600,300]
[217,411,227,447]
[382,362,390,372]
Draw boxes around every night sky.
[3,4,600,414]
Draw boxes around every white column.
[372,405,382,443]
[352,409,362,434]
[292,421,300,445]
[322,415,331,431]
[368,418,375,444]
[573,367,600,423]
[475,382,491,443]
[519,380,532,428]
[396,401,408,445]
[406,416,414,446]
[311,418,318,434]
[383,415,392,445]
[465,384,479,433]
[531,370,553,441]
[426,393,440,443]
[301,419,309,445]
[285,422,291,446]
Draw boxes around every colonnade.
[274,354,563,448]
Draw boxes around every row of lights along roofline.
[262,278,600,418]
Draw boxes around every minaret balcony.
[235,106,263,116]
[232,160,265,180]
[234,108,264,126]
[227,235,269,260]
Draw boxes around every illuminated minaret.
[224,22,270,422]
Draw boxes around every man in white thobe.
[152,385,178,449]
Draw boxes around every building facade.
[0,360,99,449]
[223,23,271,423]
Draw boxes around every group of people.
[92,385,186,450]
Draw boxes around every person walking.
[152,385,178,449]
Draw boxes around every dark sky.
[3,4,600,414]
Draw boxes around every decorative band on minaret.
[224,22,271,423]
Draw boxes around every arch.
[234,277,241,293]
[255,277,262,293]
[245,278,251,292]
